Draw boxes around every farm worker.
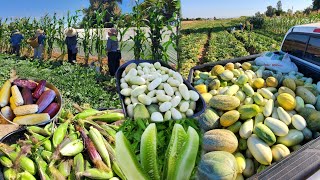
[9,29,24,56]
[106,28,121,76]
[33,29,46,59]
[64,27,78,64]
[239,23,243,31]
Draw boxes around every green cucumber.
[115,131,149,180]
[140,124,160,180]
[163,124,187,180]
[172,126,199,180]
[254,123,276,146]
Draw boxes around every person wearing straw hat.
[9,29,24,56]
[106,28,121,76]
[33,29,46,59]
[64,27,78,64]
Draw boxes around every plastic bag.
[255,52,298,73]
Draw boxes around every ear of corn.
[59,139,84,156]
[41,150,52,162]
[13,104,39,116]
[11,85,24,106]
[0,155,13,167]
[30,132,52,152]
[77,168,114,179]
[35,155,50,180]
[58,160,73,177]
[91,113,124,123]
[88,127,111,168]
[26,126,51,136]
[3,167,17,180]
[0,80,11,107]
[140,123,160,180]
[1,106,14,121]
[75,109,100,120]
[52,121,69,148]
[8,152,36,176]
[74,153,85,180]
[49,164,66,180]
[13,113,50,125]
[9,97,17,110]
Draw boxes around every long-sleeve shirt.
[65,35,78,53]
[106,36,119,52]
[38,34,46,45]
[10,34,24,46]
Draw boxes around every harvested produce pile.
[0,79,60,125]
[119,62,201,122]
[193,60,320,179]
[0,108,125,180]
[116,121,199,180]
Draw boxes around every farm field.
[0,54,121,112]
[180,13,320,78]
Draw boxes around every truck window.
[305,37,320,62]
[282,33,309,59]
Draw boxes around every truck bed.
[188,53,320,180]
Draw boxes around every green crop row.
[205,31,249,62]
[180,33,207,78]
[233,31,280,54]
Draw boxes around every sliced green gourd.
[172,126,200,180]
[163,124,187,180]
[115,131,149,180]
[140,123,160,180]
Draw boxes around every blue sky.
[182,0,313,18]
[0,0,134,19]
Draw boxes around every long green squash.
[172,126,199,180]
[140,123,160,180]
[162,124,187,180]
[115,131,150,180]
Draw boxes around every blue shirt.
[65,35,78,53]
[106,36,119,52]
[10,34,24,46]
[38,34,46,45]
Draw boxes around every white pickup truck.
[188,23,320,180]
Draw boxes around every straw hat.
[36,29,44,35]
[64,27,77,37]
[107,28,118,35]
[12,29,20,34]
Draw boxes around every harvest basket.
[115,59,206,118]
[27,37,39,48]
[0,79,63,126]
